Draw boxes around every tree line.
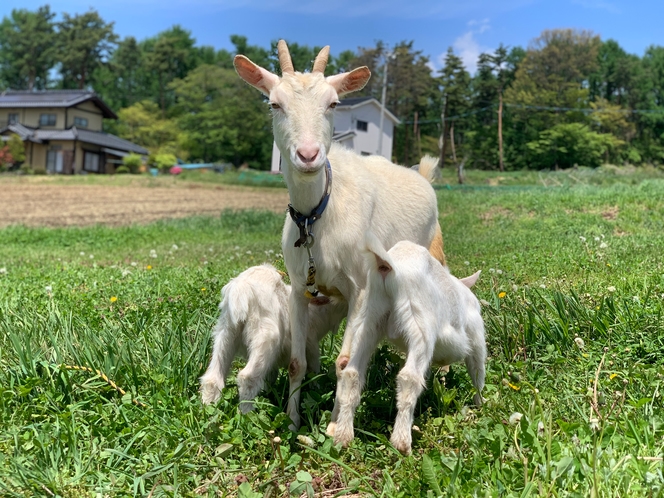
[2,5,664,170]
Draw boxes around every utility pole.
[498,90,504,172]
[377,53,390,157]
[438,94,449,169]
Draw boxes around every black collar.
[288,160,332,248]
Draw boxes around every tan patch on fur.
[288,358,300,378]
[602,205,619,220]
[428,223,446,266]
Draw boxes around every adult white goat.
[333,236,486,454]
[234,41,446,429]
[200,264,347,411]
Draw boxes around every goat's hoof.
[390,437,412,456]
[325,422,337,437]
[200,384,222,405]
[238,401,254,414]
[333,427,354,447]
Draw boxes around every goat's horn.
[313,46,330,74]
[277,39,294,74]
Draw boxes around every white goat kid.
[333,236,487,455]
[234,41,446,429]
[200,264,347,412]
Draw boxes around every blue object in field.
[179,163,215,170]
[149,168,159,176]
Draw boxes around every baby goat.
[200,264,347,412]
[333,237,487,455]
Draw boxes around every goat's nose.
[296,145,320,164]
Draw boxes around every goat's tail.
[364,232,394,278]
[220,279,251,325]
[415,155,439,184]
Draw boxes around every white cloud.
[433,19,492,74]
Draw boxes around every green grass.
[1,176,664,496]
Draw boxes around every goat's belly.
[317,284,344,298]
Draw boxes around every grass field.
[1,170,663,496]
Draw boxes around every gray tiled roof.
[75,128,148,154]
[0,90,117,119]
[338,97,374,107]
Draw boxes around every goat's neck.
[282,160,328,215]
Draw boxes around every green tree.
[143,26,199,115]
[94,36,145,110]
[438,48,471,167]
[116,100,181,155]
[170,64,272,167]
[0,5,57,90]
[526,123,621,169]
[58,9,118,89]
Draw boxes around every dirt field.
[0,176,290,228]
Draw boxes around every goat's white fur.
[200,264,347,412]
[332,236,487,455]
[234,42,445,429]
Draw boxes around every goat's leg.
[237,322,281,414]
[327,290,365,436]
[287,290,311,430]
[390,354,429,455]
[200,320,239,405]
[332,316,382,447]
[464,319,487,407]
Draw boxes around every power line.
[401,103,664,124]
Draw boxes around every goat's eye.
[329,102,339,109]
[270,102,281,110]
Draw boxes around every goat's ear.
[327,66,371,97]
[459,270,481,289]
[234,55,280,96]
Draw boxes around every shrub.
[0,145,13,168]
[122,153,142,174]
[153,153,177,172]
[7,134,25,164]
[115,165,130,174]
[33,166,47,175]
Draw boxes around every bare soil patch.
[0,177,290,228]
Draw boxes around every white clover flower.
[149,249,157,258]
[121,269,132,277]
[0,267,6,275]
[489,268,495,273]
[80,251,85,256]
[512,284,519,291]
[589,418,600,432]
[594,236,600,242]
[171,244,179,250]
[574,337,585,349]
[464,261,470,266]
[234,246,240,250]
[539,284,546,289]
[209,248,214,252]
[633,296,640,302]
[599,242,608,249]
[509,412,523,425]
[89,254,94,259]
[268,249,274,254]
[579,236,586,242]
[607,286,616,293]
[45,285,52,293]
[246,250,252,255]
[296,435,314,447]
[479,299,491,307]
[497,269,503,275]
[130,261,137,267]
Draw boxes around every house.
[0,90,148,174]
[270,96,400,172]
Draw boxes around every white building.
[270,96,400,172]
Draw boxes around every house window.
[74,117,88,128]
[84,151,100,173]
[39,114,57,126]
[356,120,368,132]
[8,113,18,125]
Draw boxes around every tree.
[144,26,199,115]
[95,36,145,110]
[170,64,272,167]
[0,5,57,90]
[58,9,118,89]
[116,100,181,154]
[438,48,471,168]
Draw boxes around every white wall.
[334,103,395,159]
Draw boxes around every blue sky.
[2,0,664,73]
